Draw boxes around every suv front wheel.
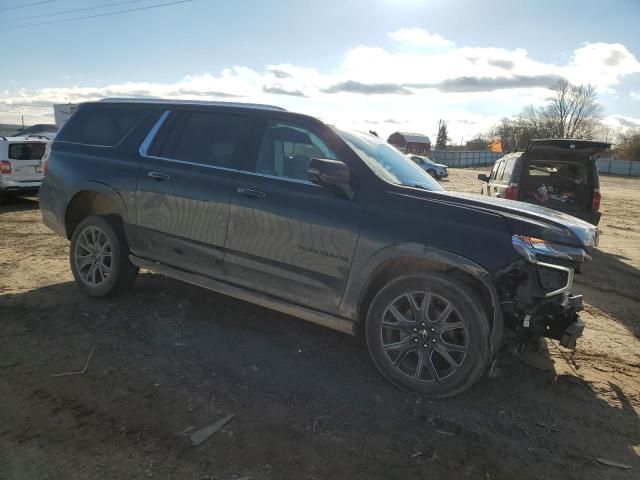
[365,273,490,397]
[70,215,139,297]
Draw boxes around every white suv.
[0,136,48,203]
[408,155,449,180]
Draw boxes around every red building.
[387,131,431,154]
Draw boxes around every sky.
[0,0,639,142]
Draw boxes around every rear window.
[8,142,46,160]
[149,111,247,168]
[527,161,588,183]
[57,104,147,146]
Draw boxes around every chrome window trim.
[247,170,319,187]
[141,154,241,173]
[138,110,170,157]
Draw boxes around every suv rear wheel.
[365,273,490,397]
[70,215,139,297]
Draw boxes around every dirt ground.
[1,169,638,480]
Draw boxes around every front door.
[224,118,362,311]
[134,108,249,276]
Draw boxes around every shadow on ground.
[575,247,640,338]
[0,273,637,479]
[0,196,39,214]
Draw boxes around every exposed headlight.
[512,235,579,297]
[512,235,589,264]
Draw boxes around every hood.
[435,163,448,169]
[409,189,598,248]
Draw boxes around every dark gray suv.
[40,99,598,396]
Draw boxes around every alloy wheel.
[380,291,469,383]
[74,225,113,286]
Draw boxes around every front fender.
[340,242,504,355]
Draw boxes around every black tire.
[69,215,139,297]
[427,169,437,178]
[365,273,490,397]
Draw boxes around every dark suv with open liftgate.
[40,99,598,397]
[478,139,609,225]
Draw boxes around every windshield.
[333,128,443,191]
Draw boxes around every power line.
[2,0,149,22]
[0,0,194,31]
[0,0,57,12]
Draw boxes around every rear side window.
[9,142,46,160]
[495,161,507,181]
[489,160,501,180]
[57,104,147,146]
[150,111,247,168]
[501,157,516,181]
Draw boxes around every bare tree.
[485,80,603,148]
[538,80,602,138]
[615,129,640,161]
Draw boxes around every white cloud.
[566,43,640,89]
[389,27,455,49]
[631,91,640,100]
[603,115,640,129]
[1,30,638,141]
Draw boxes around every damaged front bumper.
[494,235,592,349]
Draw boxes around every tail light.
[0,160,11,175]
[505,183,519,200]
[592,189,601,211]
[42,142,52,175]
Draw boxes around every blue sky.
[1,0,639,140]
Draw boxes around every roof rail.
[98,97,287,112]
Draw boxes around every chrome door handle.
[148,171,171,181]
[237,187,266,198]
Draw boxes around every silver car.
[408,155,448,179]
[0,136,48,203]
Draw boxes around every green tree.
[435,119,448,150]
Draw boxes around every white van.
[0,136,48,203]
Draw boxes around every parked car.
[478,139,609,225]
[408,154,448,179]
[40,99,597,397]
[0,135,48,203]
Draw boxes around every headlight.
[512,235,589,264]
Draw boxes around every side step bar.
[129,255,357,335]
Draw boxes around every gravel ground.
[0,169,638,480]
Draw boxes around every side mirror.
[478,173,489,182]
[308,158,354,199]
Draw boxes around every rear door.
[6,141,46,181]
[135,108,250,276]
[223,115,363,311]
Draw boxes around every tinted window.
[9,142,46,160]
[57,104,147,146]
[255,121,336,181]
[151,111,246,168]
